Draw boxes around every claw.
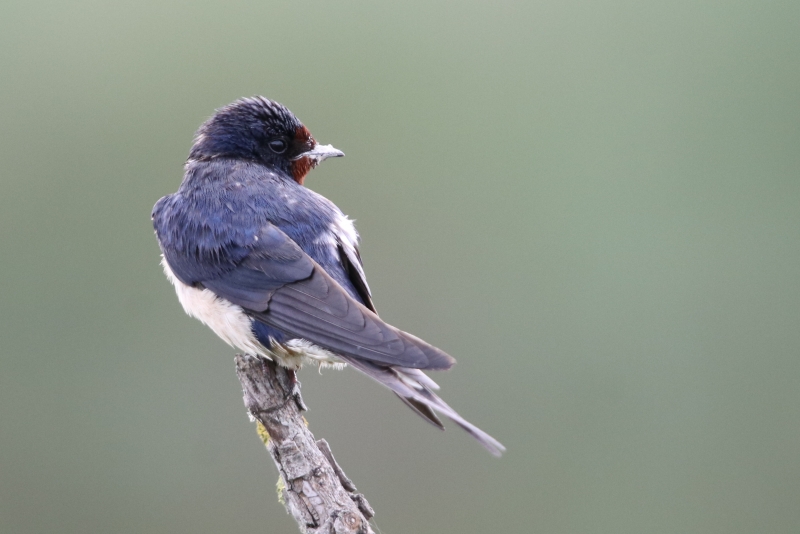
[288,369,308,411]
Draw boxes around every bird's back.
[153,158,364,305]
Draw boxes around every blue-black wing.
[337,242,376,313]
[161,220,454,370]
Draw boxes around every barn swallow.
[152,97,504,456]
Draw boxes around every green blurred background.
[1,1,799,532]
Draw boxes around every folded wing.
[167,222,454,370]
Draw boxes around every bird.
[152,96,504,456]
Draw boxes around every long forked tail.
[339,356,506,457]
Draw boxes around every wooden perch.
[235,354,375,534]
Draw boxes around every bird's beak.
[293,143,345,163]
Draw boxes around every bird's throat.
[291,156,313,185]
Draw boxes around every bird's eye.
[268,138,288,154]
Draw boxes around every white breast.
[324,212,372,298]
[331,211,359,252]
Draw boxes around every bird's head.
[188,96,344,185]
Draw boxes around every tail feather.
[341,356,506,457]
[394,393,445,430]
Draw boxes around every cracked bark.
[235,354,375,534]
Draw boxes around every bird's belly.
[161,257,345,370]
[162,257,267,356]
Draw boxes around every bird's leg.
[287,369,308,412]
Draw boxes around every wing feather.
[164,220,454,370]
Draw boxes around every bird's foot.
[287,369,308,412]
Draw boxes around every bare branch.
[235,354,375,534]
